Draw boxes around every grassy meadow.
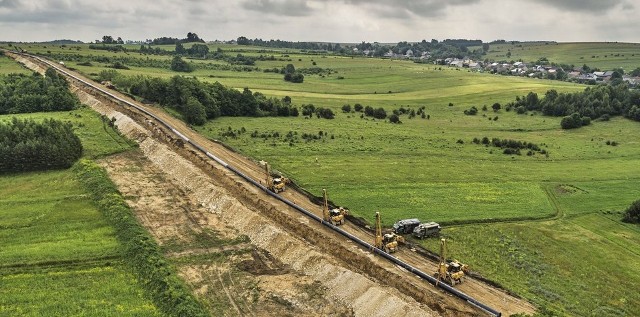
[2,42,640,316]
[0,168,161,316]
[483,42,640,71]
[0,56,159,316]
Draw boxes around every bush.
[0,118,83,173]
[341,104,351,113]
[561,113,589,129]
[364,106,374,117]
[464,106,478,115]
[183,97,207,125]
[284,72,304,83]
[623,200,640,223]
[170,56,194,72]
[389,114,400,123]
[373,107,387,119]
[354,103,363,112]
[315,107,335,119]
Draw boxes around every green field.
[0,54,30,74]
[2,43,640,316]
[0,60,159,316]
[484,42,640,71]
[0,169,161,316]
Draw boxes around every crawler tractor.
[374,212,405,253]
[264,162,289,193]
[322,189,348,225]
[434,238,469,286]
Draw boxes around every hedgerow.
[73,160,209,317]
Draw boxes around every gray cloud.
[0,0,637,43]
[340,0,481,18]
[0,0,20,8]
[534,0,630,13]
[241,0,314,17]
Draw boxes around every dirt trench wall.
[70,85,443,317]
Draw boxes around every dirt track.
[9,51,536,316]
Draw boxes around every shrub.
[464,106,478,115]
[341,104,351,113]
[183,97,207,125]
[373,107,387,119]
[389,114,400,123]
[170,56,194,72]
[623,200,640,223]
[354,103,363,112]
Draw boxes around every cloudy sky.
[0,0,637,43]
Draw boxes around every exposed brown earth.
[8,51,536,317]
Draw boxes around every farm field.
[484,42,640,71]
[0,63,160,316]
[0,168,160,316]
[3,43,640,316]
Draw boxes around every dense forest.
[100,71,299,125]
[0,68,80,114]
[505,83,640,129]
[0,118,83,172]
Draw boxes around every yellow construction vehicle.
[434,238,469,286]
[374,212,405,253]
[322,189,348,225]
[264,162,289,193]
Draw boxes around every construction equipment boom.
[264,161,289,193]
[374,212,404,253]
[435,238,468,286]
[322,189,347,225]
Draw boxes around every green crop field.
[484,42,640,71]
[2,43,640,316]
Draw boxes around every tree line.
[504,84,640,129]
[0,118,83,173]
[104,73,299,125]
[0,68,80,114]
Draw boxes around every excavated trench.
[8,52,496,316]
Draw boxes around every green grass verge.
[73,159,210,317]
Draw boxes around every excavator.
[434,238,469,286]
[374,212,405,253]
[322,189,348,226]
[264,162,289,193]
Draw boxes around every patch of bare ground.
[101,150,355,317]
